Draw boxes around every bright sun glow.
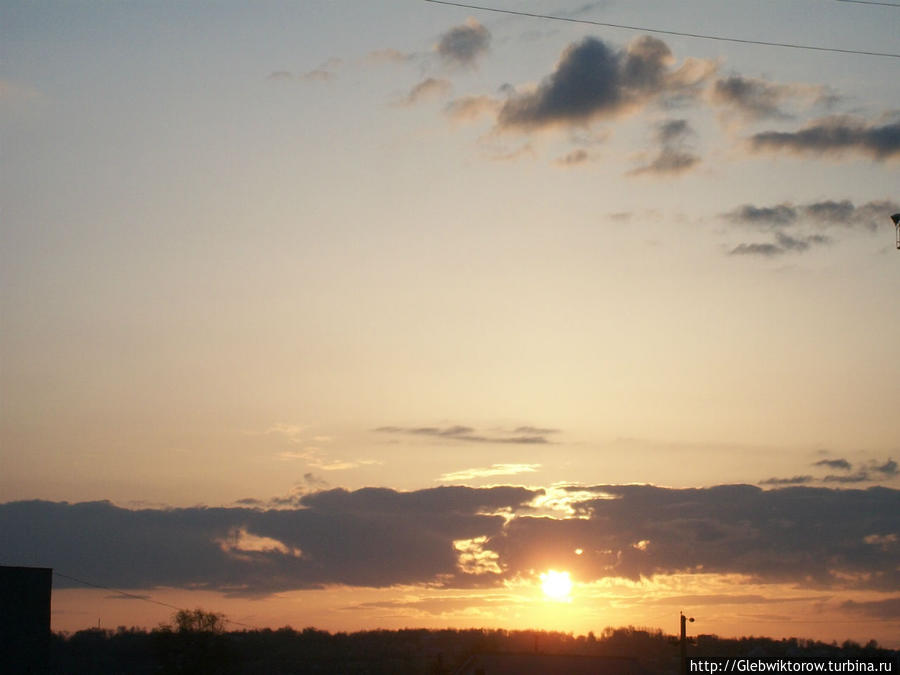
[540,570,573,601]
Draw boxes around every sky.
[1,0,899,646]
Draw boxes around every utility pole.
[680,611,694,675]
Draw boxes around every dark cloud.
[2,484,898,595]
[436,19,491,67]
[722,198,897,256]
[726,200,900,231]
[750,116,900,160]
[374,425,555,444]
[820,461,900,484]
[804,199,900,231]
[729,232,829,257]
[841,597,900,620]
[497,36,712,131]
[491,484,900,590]
[823,472,871,484]
[759,476,814,486]
[725,204,798,228]
[0,487,540,594]
[814,458,852,471]
[874,459,899,476]
[728,242,783,257]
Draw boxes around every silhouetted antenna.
[892,213,900,249]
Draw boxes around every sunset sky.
[2,0,899,646]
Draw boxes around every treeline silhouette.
[49,620,898,674]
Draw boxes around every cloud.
[725,200,900,230]
[375,425,557,444]
[438,464,542,482]
[445,95,501,122]
[496,36,714,131]
[278,447,380,472]
[2,484,898,595]
[494,484,900,590]
[436,19,491,67]
[841,597,900,620]
[1,487,541,593]
[555,148,590,166]
[629,118,700,176]
[814,458,852,471]
[759,476,814,486]
[729,231,830,257]
[874,459,899,477]
[261,423,306,443]
[725,204,798,228]
[722,199,897,256]
[711,75,831,122]
[819,460,900,485]
[367,48,415,65]
[749,115,900,161]
[803,200,900,231]
[823,472,872,484]
[631,148,699,176]
[513,426,559,435]
[400,77,452,105]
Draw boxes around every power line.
[424,0,900,58]
[835,0,900,7]
[52,570,256,631]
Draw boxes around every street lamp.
[892,213,900,250]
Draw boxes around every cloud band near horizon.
[2,484,897,596]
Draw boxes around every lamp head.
[892,213,900,226]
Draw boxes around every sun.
[540,570,573,601]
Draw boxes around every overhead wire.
[423,0,900,58]
[52,570,257,631]
[835,0,900,7]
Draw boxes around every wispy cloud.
[841,597,900,620]
[366,48,415,65]
[759,476,814,486]
[375,425,558,444]
[399,77,452,106]
[711,75,832,122]
[438,464,542,482]
[760,457,898,486]
[629,118,700,176]
[729,232,830,257]
[814,458,852,471]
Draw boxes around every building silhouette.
[0,565,52,674]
